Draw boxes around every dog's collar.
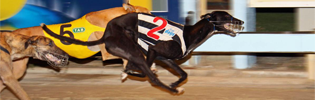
[206,18,216,30]
[0,45,9,54]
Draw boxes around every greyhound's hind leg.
[123,46,159,78]
[123,58,157,78]
[123,62,146,78]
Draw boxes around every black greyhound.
[42,11,244,94]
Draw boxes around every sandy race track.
[1,71,314,100]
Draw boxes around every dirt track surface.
[1,73,314,100]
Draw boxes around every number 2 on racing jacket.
[137,13,186,55]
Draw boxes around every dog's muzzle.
[39,51,69,67]
[224,23,244,33]
[210,20,244,36]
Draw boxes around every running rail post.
[307,54,315,80]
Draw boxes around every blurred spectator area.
[192,0,313,72]
[206,0,296,32]
[207,0,230,10]
[256,8,295,32]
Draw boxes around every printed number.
[147,17,167,40]
[60,24,74,45]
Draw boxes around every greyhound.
[42,11,244,94]
[0,31,68,100]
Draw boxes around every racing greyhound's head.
[27,36,68,67]
[201,11,244,36]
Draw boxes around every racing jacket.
[43,15,105,59]
[137,13,186,55]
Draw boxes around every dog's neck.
[183,19,215,56]
[4,33,35,60]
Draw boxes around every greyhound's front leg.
[0,58,29,97]
[160,59,187,89]
[144,48,158,73]
[0,61,31,100]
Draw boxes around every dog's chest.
[137,13,186,54]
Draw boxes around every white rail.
[195,32,315,53]
[192,32,315,80]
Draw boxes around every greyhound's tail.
[41,24,104,46]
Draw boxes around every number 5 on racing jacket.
[43,15,105,59]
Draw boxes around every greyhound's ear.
[27,36,38,46]
[123,3,136,12]
[200,13,212,20]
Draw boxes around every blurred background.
[1,1,314,99]
[0,0,314,78]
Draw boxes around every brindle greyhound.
[0,31,68,100]
[42,11,244,94]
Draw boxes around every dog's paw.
[121,72,128,80]
[151,63,158,73]
[151,67,158,74]
[176,87,185,94]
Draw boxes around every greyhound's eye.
[48,41,54,47]
[225,15,231,18]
